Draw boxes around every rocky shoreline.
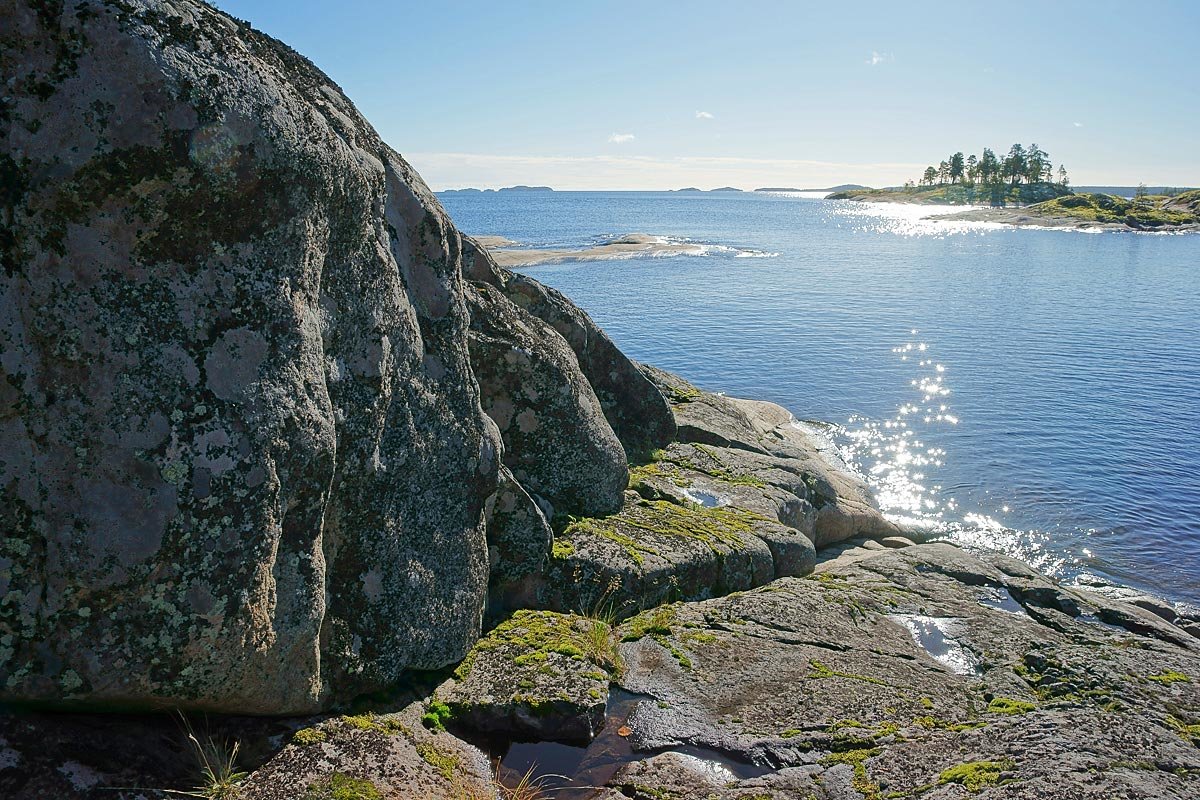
[927,206,1200,233]
[2,2,1198,799]
[474,234,710,268]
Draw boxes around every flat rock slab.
[436,610,619,744]
[607,543,1200,798]
[539,491,815,616]
[639,366,901,548]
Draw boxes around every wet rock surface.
[607,543,1200,798]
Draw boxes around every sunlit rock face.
[0,0,499,712]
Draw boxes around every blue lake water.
[439,190,1200,605]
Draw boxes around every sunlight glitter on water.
[828,200,1005,237]
[836,332,1070,578]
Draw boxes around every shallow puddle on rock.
[681,487,727,507]
[977,586,1028,616]
[1076,612,1129,633]
[889,614,980,675]
[492,689,767,797]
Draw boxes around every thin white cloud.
[1073,121,1084,127]
[695,110,714,119]
[607,132,636,144]
[866,51,892,66]
[407,151,928,191]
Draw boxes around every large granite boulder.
[466,281,627,517]
[0,0,499,712]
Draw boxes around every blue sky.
[213,0,1199,189]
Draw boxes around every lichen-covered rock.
[607,543,1200,798]
[467,281,627,517]
[238,705,493,800]
[0,0,499,712]
[462,235,676,459]
[435,610,620,744]
[640,364,764,452]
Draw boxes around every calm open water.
[439,190,1200,605]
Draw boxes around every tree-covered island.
[828,143,1200,230]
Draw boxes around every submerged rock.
[0,0,500,712]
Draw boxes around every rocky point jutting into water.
[1,2,1198,798]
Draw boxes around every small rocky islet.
[1,2,1198,799]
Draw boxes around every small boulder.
[467,283,627,517]
[435,611,620,744]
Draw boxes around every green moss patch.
[986,697,1036,715]
[1147,670,1191,684]
[291,727,327,745]
[415,740,459,781]
[303,773,383,800]
[937,759,1014,792]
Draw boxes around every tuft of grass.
[581,618,625,677]
[170,716,247,800]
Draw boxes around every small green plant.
[422,700,454,731]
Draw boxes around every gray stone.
[0,0,500,712]
[880,535,917,549]
[538,490,815,616]
[483,465,553,623]
[239,705,493,800]
[467,281,627,517]
[640,365,766,452]
[463,236,676,459]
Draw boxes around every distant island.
[439,185,555,193]
[756,184,870,193]
[827,143,1199,231]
